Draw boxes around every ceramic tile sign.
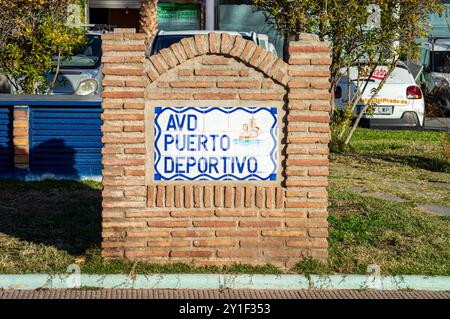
[154,106,278,181]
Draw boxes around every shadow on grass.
[0,180,284,274]
[0,179,102,256]
[365,153,449,173]
[336,151,449,173]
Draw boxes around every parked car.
[0,75,11,94]
[3,29,275,95]
[408,37,450,113]
[335,61,425,129]
[0,30,106,95]
[47,30,104,96]
[255,33,278,56]
[148,30,278,56]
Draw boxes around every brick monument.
[101,28,331,268]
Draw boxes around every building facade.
[85,1,284,56]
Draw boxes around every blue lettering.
[235,156,246,173]
[166,114,197,131]
[209,157,219,174]
[187,134,196,151]
[162,156,261,178]
[175,135,185,151]
[175,114,186,130]
[210,134,219,151]
[187,114,197,131]
[198,157,207,173]
[220,135,230,151]
[198,134,208,151]
[186,157,196,173]
[247,157,258,173]
[221,157,228,173]
[166,114,177,131]
[164,157,174,173]
[176,157,185,174]
[164,134,174,151]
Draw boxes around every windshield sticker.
[360,97,408,105]
[359,66,389,80]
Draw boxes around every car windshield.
[347,65,412,84]
[151,34,253,55]
[432,51,450,73]
[52,35,101,69]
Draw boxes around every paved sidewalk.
[424,117,449,131]
[0,289,449,299]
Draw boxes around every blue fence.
[29,106,103,178]
[0,95,103,180]
[0,106,13,171]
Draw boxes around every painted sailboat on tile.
[239,116,260,141]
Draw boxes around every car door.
[419,46,434,94]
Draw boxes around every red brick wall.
[101,29,331,268]
[13,106,29,169]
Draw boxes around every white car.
[335,61,425,129]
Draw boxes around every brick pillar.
[101,28,148,258]
[286,33,332,262]
[13,106,29,170]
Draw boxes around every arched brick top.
[145,33,289,88]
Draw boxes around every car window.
[432,51,450,73]
[420,47,429,66]
[385,66,413,84]
[150,34,254,56]
[52,35,102,69]
[345,65,412,84]
[151,35,192,55]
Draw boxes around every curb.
[0,274,449,291]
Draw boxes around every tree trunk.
[283,32,295,63]
[343,61,398,146]
[330,80,336,116]
[139,0,158,40]
[48,49,62,94]
[446,137,450,164]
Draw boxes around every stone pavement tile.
[348,187,365,193]
[392,181,417,188]
[431,182,450,189]
[418,204,450,216]
[424,117,450,131]
[368,192,407,203]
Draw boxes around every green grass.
[330,129,450,208]
[327,187,449,275]
[346,129,449,173]
[0,180,102,274]
[81,247,281,275]
[0,179,281,275]
[296,189,450,275]
[314,128,450,275]
[0,129,449,275]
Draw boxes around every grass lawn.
[0,129,448,275]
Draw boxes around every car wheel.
[436,98,450,116]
